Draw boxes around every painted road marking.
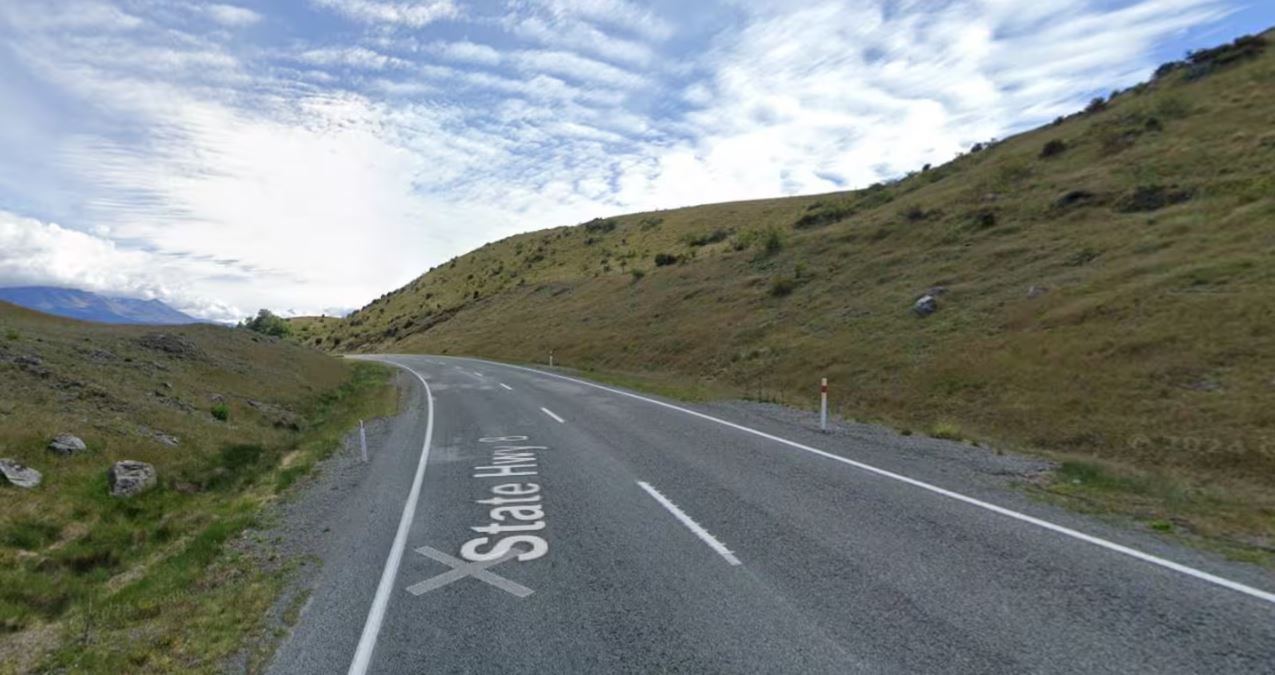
[639,481,741,566]
[499,383,514,391]
[464,438,551,562]
[406,546,533,598]
[464,371,484,381]
[459,357,1275,606]
[540,407,565,424]
[347,360,435,675]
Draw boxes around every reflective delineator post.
[549,350,554,368]
[820,378,828,432]
[360,419,368,463]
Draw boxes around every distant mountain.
[0,286,198,325]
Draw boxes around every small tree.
[243,309,291,337]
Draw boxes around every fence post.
[360,420,368,463]
[820,378,828,432]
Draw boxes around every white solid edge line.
[540,407,565,423]
[464,357,1275,606]
[499,383,513,391]
[348,360,435,675]
[638,481,742,566]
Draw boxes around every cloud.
[298,46,409,70]
[512,49,647,89]
[309,0,460,27]
[430,40,502,66]
[203,4,262,27]
[0,210,242,322]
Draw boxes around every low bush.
[684,228,732,247]
[211,403,230,422]
[1116,184,1194,213]
[794,200,854,229]
[769,276,796,297]
[1040,139,1067,158]
[761,229,784,256]
[583,218,618,234]
[653,253,680,267]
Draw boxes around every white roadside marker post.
[820,378,828,432]
[360,420,368,463]
[549,350,554,368]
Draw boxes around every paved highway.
[269,354,1275,674]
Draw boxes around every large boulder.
[108,460,157,498]
[48,433,87,456]
[913,295,938,317]
[0,459,41,488]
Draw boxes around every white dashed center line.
[540,407,565,424]
[499,383,513,391]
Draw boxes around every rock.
[913,295,938,317]
[15,355,42,367]
[48,433,87,456]
[210,393,226,403]
[924,285,949,297]
[108,460,156,497]
[0,459,42,488]
[154,432,180,448]
[137,333,203,359]
[1027,285,1050,299]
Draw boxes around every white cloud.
[430,40,502,66]
[0,210,242,322]
[310,0,460,27]
[512,49,646,89]
[524,0,674,41]
[298,46,409,70]
[203,4,262,27]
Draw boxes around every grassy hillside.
[302,32,1275,553]
[0,302,396,672]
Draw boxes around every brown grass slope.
[0,302,395,672]
[304,32,1275,548]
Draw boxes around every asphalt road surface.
[268,355,1275,674]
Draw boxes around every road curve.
[268,354,1275,675]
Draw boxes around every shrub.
[653,253,680,267]
[761,229,784,256]
[242,309,291,338]
[630,269,645,282]
[684,228,732,247]
[583,218,617,234]
[931,421,963,441]
[901,205,932,222]
[794,201,854,229]
[1116,185,1194,213]
[769,276,796,297]
[1039,139,1067,158]
[4,328,17,341]
[211,403,230,422]
[1085,97,1107,114]
[638,216,663,230]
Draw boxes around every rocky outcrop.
[108,460,157,497]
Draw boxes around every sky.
[0,1,1271,322]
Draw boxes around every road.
[268,354,1275,674]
